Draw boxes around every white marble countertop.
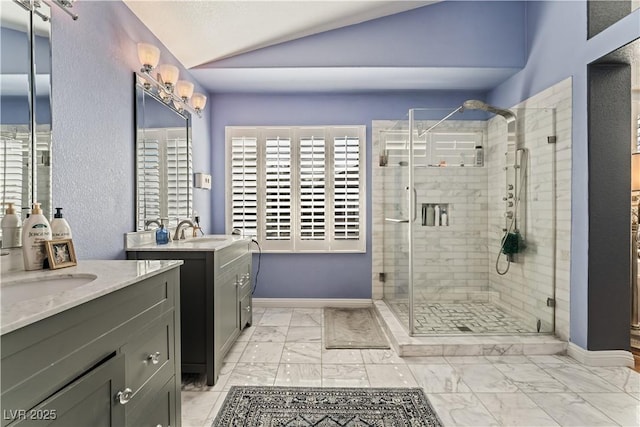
[125,234,250,252]
[0,259,183,335]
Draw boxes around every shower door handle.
[384,218,410,223]
[412,187,417,222]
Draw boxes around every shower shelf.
[421,203,449,227]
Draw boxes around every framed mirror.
[135,76,192,231]
[0,0,52,245]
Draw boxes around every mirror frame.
[134,73,193,231]
[0,0,52,241]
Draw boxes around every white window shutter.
[137,134,160,230]
[299,133,326,240]
[263,132,292,245]
[230,135,258,236]
[333,131,362,243]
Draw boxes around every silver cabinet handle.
[245,305,251,312]
[116,388,133,405]
[147,351,161,365]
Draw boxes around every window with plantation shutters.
[226,126,365,252]
[136,127,191,230]
[0,130,27,225]
[299,133,326,241]
[230,135,258,237]
[166,130,192,223]
[334,135,360,240]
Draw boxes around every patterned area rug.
[212,386,443,426]
[324,307,390,349]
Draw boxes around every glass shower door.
[380,118,412,333]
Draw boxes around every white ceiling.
[123,0,520,93]
[123,0,435,68]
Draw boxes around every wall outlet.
[194,172,212,190]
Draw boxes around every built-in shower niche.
[421,203,449,227]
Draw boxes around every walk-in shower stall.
[373,103,557,336]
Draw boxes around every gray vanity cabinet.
[0,267,181,427]
[127,239,252,386]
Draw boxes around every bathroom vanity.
[126,235,252,386]
[0,260,182,427]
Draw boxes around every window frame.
[225,125,366,253]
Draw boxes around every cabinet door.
[215,266,240,357]
[126,377,176,427]
[9,355,125,427]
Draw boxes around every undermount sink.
[174,236,228,245]
[1,274,97,307]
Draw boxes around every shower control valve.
[507,201,514,207]
[505,211,514,219]
[507,184,514,190]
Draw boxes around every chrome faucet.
[173,219,194,240]
[144,219,162,230]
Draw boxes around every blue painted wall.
[489,1,640,349]
[50,1,211,259]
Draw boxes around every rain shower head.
[462,99,515,121]
[462,100,490,110]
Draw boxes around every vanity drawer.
[236,255,252,298]
[216,240,250,271]
[122,312,174,398]
[239,293,252,330]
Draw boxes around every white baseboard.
[253,298,372,308]
[567,342,634,368]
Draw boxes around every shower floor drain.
[456,326,472,332]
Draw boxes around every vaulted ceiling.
[124,1,525,93]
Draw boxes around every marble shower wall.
[487,78,572,341]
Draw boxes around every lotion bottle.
[22,202,51,270]
[1,203,22,248]
[51,207,72,240]
[434,205,441,227]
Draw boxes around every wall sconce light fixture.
[15,0,79,21]
[136,42,207,118]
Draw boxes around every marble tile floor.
[181,307,640,427]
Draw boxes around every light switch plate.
[194,172,212,190]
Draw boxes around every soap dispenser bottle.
[1,203,22,248]
[22,202,52,270]
[51,207,72,239]
[155,220,169,245]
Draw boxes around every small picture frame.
[45,239,77,269]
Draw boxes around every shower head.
[462,99,515,121]
[462,100,490,110]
